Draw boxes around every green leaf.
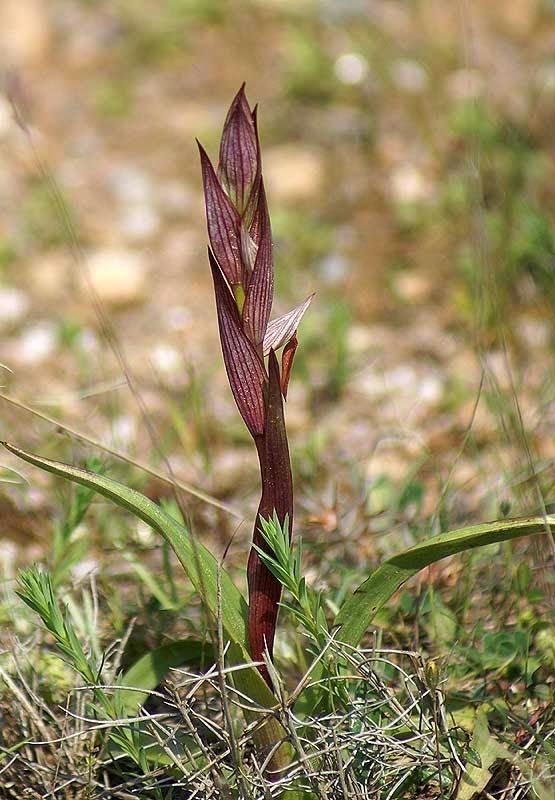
[455,707,513,800]
[334,515,554,647]
[3,442,250,652]
[465,747,482,769]
[2,442,297,774]
[116,640,214,715]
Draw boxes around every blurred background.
[1,0,554,565]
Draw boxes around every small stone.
[334,53,369,85]
[319,252,350,285]
[76,328,100,353]
[211,448,258,494]
[0,0,51,65]
[391,60,428,93]
[371,3,411,38]
[71,557,99,582]
[445,69,484,102]
[0,287,30,328]
[0,540,17,573]
[165,306,193,332]
[167,102,221,140]
[283,384,310,433]
[417,374,443,405]
[0,95,14,138]
[389,162,434,205]
[14,321,57,364]
[516,317,552,350]
[109,164,152,205]
[119,203,160,240]
[150,342,182,375]
[359,363,443,411]
[86,249,147,306]
[394,270,434,303]
[134,521,157,547]
[347,324,374,353]
[30,252,71,299]
[110,415,136,448]
[108,164,160,240]
[497,1,538,36]
[481,350,515,391]
[158,180,194,216]
[264,145,324,202]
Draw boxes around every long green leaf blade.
[3,442,248,644]
[334,515,554,647]
[2,443,276,701]
[2,442,299,772]
[117,640,214,714]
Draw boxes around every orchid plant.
[4,85,554,795]
[197,84,311,683]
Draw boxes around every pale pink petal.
[262,294,314,356]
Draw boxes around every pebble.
[371,2,411,38]
[119,203,160,241]
[149,342,182,375]
[0,287,30,328]
[497,1,538,36]
[211,448,258,494]
[347,324,375,353]
[445,69,485,102]
[391,60,428,93]
[158,180,195,216]
[319,252,350,285]
[165,306,193,332]
[481,349,513,390]
[75,328,100,354]
[13,321,58,365]
[0,0,51,65]
[0,95,14,138]
[359,363,443,411]
[334,53,369,85]
[110,414,136,449]
[70,557,99,582]
[394,270,434,303]
[264,145,324,202]
[516,317,552,350]
[409,316,459,359]
[109,164,152,205]
[30,252,71,299]
[108,164,160,240]
[86,249,147,306]
[389,162,434,205]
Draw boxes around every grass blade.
[334,515,555,647]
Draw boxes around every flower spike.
[218,84,259,215]
[199,86,310,685]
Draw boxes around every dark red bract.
[198,85,312,684]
